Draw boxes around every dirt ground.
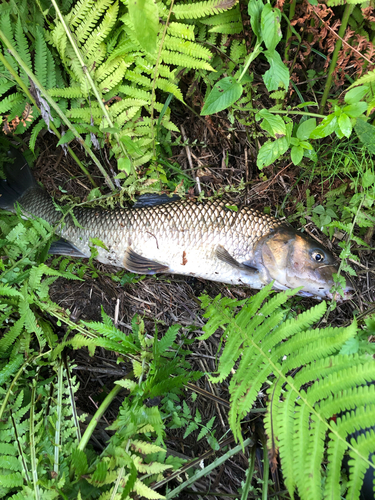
[31,100,374,499]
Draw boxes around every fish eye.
[311,251,324,262]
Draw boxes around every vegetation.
[1,0,375,498]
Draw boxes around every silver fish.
[0,149,353,301]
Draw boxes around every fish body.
[0,149,353,301]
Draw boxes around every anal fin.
[49,238,89,258]
[124,248,169,275]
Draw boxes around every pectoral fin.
[49,238,89,257]
[215,245,242,268]
[216,245,259,275]
[123,248,169,274]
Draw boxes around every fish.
[0,148,353,301]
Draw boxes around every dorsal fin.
[133,193,180,209]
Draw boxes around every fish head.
[257,227,353,301]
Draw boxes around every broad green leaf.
[263,50,289,91]
[313,205,325,215]
[257,109,286,137]
[354,118,375,155]
[362,170,375,188]
[248,0,264,38]
[257,137,289,169]
[344,86,369,105]
[342,102,367,118]
[261,4,282,51]
[304,147,317,162]
[201,77,243,115]
[128,0,159,55]
[338,113,352,138]
[296,118,316,140]
[291,145,304,165]
[118,156,132,174]
[309,114,338,139]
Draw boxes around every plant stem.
[0,29,116,190]
[50,0,134,177]
[284,0,297,62]
[77,383,123,451]
[319,3,355,113]
[165,437,252,499]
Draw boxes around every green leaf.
[342,102,367,118]
[362,170,375,188]
[128,0,159,55]
[344,86,368,105]
[57,130,74,146]
[263,50,289,91]
[257,109,286,137]
[89,238,109,251]
[257,137,289,169]
[309,114,338,139]
[201,77,243,115]
[120,135,143,155]
[71,448,88,478]
[291,145,304,165]
[118,157,132,174]
[248,0,264,38]
[296,118,316,140]
[261,4,282,51]
[354,118,375,155]
[338,113,352,138]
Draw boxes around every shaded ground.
[31,101,374,499]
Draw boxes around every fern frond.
[0,93,24,114]
[15,18,31,85]
[173,0,239,19]
[161,49,214,71]
[167,22,195,40]
[84,1,119,58]
[0,78,15,96]
[156,78,184,101]
[163,35,212,61]
[99,60,128,92]
[74,0,113,42]
[48,86,83,98]
[69,0,96,27]
[35,27,48,88]
[209,22,243,34]
[199,5,240,24]
[115,106,142,124]
[125,70,152,88]
[45,47,57,89]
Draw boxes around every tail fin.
[0,148,37,210]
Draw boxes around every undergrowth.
[1,0,375,498]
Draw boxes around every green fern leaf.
[173,0,239,19]
[45,47,57,89]
[0,14,18,77]
[0,93,24,114]
[35,27,48,88]
[125,70,152,88]
[99,60,128,92]
[118,85,151,101]
[199,5,240,24]
[209,22,243,34]
[0,78,15,96]
[74,0,114,43]
[167,22,195,40]
[84,1,119,59]
[161,49,214,71]
[48,86,83,98]
[15,18,32,85]
[70,0,96,27]
[156,78,184,101]
[163,35,212,61]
